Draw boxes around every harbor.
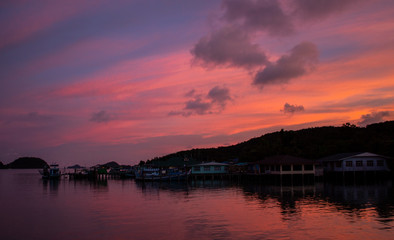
[40,151,392,185]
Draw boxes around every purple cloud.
[357,111,391,126]
[184,89,196,97]
[222,0,294,36]
[170,86,232,117]
[184,97,212,115]
[281,103,305,114]
[292,0,359,21]
[191,26,268,69]
[90,110,115,123]
[254,42,318,87]
[207,86,232,109]
[222,0,361,35]
[192,1,337,88]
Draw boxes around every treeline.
[147,121,394,165]
[0,157,48,169]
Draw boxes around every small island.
[5,157,49,169]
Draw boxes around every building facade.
[318,152,390,173]
[252,155,321,176]
[191,162,229,175]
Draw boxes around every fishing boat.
[134,167,190,181]
[39,164,61,179]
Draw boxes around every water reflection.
[324,181,392,206]
[241,183,322,221]
[132,178,394,230]
[241,180,394,229]
[41,179,60,195]
[135,181,190,192]
[134,179,238,193]
[323,181,394,228]
[2,170,394,240]
[40,178,109,196]
[68,178,109,191]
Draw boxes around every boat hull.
[39,164,61,179]
[135,172,190,181]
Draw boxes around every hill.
[147,121,394,165]
[101,161,120,168]
[7,157,49,169]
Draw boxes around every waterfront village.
[32,151,392,182]
[2,121,394,182]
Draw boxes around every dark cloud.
[90,110,114,123]
[170,86,232,117]
[207,86,232,109]
[221,0,361,34]
[191,1,347,88]
[191,26,268,69]
[222,0,294,36]
[292,0,359,21]
[254,42,318,87]
[184,97,212,115]
[184,89,196,97]
[357,111,391,127]
[168,111,189,117]
[2,112,54,125]
[282,103,305,114]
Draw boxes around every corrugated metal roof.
[193,161,229,166]
[317,152,390,162]
[259,155,314,165]
[317,152,363,162]
[354,152,382,157]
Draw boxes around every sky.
[1,0,394,166]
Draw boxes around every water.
[1,170,393,240]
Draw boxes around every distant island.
[3,157,49,169]
[101,161,120,168]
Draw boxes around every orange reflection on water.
[2,170,393,240]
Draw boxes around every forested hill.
[147,121,394,165]
[6,157,48,169]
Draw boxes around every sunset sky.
[1,0,394,166]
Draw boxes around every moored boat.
[134,167,190,181]
[39,164,61,179]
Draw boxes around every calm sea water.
[1,170,393,240]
